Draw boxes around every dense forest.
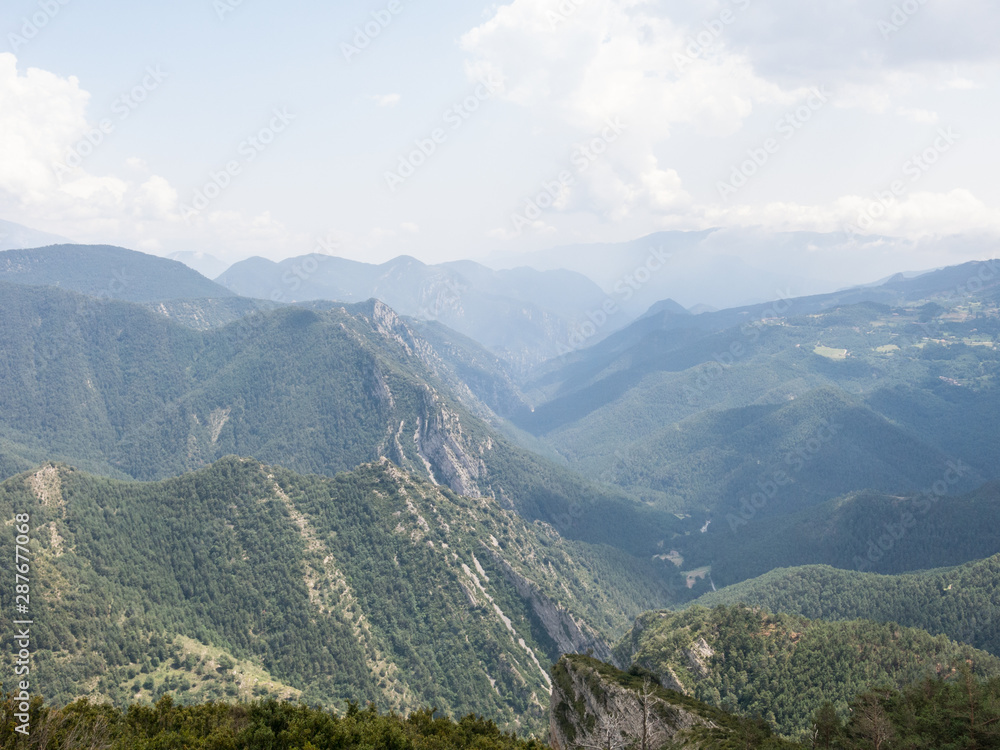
[0,695,547,750]
[3,248,1000,747]
[8,667,999,749]
[0,281,676,555]
[0,458,679,735]
[554,653,1000,749]
[614,605,1000,736]
[689,556,1000,655]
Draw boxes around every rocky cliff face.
[487,551,615,664]
[411,388,488,497]
[549,656,714,750]
[614,611,718,696]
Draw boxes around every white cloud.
[465,1,1000,244]
[0,53,89,201]
[894,106,938,124]
[0,52,310,262]
[699,189,1000,240]
[944,77,978,90]
[134,175,179,220]
[462,0,798,228]
[462,0,787,136]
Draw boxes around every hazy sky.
[3,0,1000,269]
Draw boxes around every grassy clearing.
[813,345,848,360]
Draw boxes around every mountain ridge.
[215,252,621,369]
[0,457,676,733]
[0,280,679,555]
[0,244,234,302]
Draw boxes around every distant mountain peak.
[641,298,690,318]
[0,243,233,302]
[0,218,72,251]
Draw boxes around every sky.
[2,0,1000,273]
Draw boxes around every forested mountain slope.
[684,481,1000,586]
[614,605,1000,737]
[687,555,1000,656]
[526,258,1000,404]
[550,652,1000,749]
[515,265,1000,522]
[0,459,675,733]
[0,245,233,302]
[0,282,675,554]
[216,254,616,369]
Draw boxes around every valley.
[5,4,1000,745]
[2,243,1000,748]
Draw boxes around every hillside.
[687,555,1000,656]
[613,604,1000,737]
[323,306,532,425]
[0,245,234,302]
[521,259,1000,424]
[515,267,1000,521]
[144,296,279,330]
[686,481,1000,587]
[561,386,979,515]
[550,653,1000,749]
[524,257,1000,401]
[0,696,550,750]
[549,654,800,750]
[0,282,679,554]
[0,459,675,734]
[215,254,617,369]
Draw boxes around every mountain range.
[215,254,621,370]
[513,260,1000,514]
[615,604,1000,736]
[485,229,980,312]
[0,457,677,734]
[0,279,679,557]
[2,238,1000,746]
